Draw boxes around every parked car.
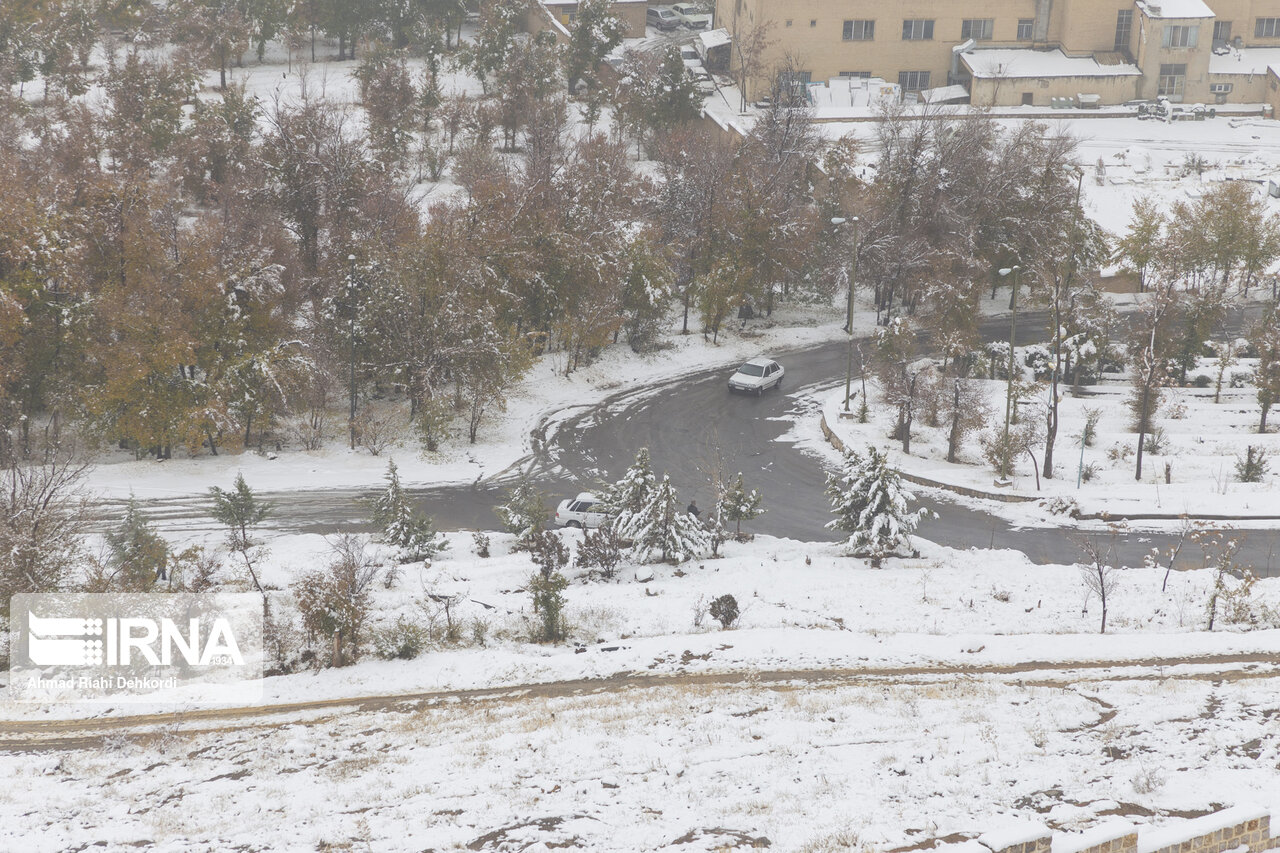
[727,357,785,395]
[646,5,681,31]
[680,45,701,68]
[670,2,712,30]
[554,492,608,529]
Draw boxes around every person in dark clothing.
[687,500,700,518]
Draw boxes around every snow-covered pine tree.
[494,478,548,544]
[371,460,448,563]
[825,446,928,565]
[629,474,708,564]
[719,472,764,539]
[600,448,656,541]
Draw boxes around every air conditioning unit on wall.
[1209,82,1233,94]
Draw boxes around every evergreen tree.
[209,473,271,592]
[629,474,708,564]
[825,447,929,564]
[370,459,447,563]
[104,496,170,590]
[494,478,548,542]
[600,447,656,540]
[719,472,764,538]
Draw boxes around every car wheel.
[775,377,783,391]
[755,385,763,397]
[567,521,582,529]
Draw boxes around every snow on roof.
[1209,47,1280,76]
[963,48,1142,79]
[699,27,731,50]
[1135,0,1213,18]
[921,84,969,103]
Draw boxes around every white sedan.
[728,358,785,395]
[554,493,608,529]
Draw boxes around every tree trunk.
[1135,382,1150,481]
[1261,403,1271,434]
[946,381,961,463]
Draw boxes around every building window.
[810,19,816,27]
[1213,20,1232,43]
[1162,25,1199,48]
[902,19,934,40]
[961,19,994,41]
[1022,92,1034,105]
[1158,63,1186,99]
[899,70,931,91]
[1017,19,1034,40]
[785,19,792,27]
[842,19,874,41]
[1115,9,1133,51]
[1257,18,1280,38]
[839,71,872,78]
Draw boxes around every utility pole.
[845,217,859,411]
[998,265,1021,484]
[347,253,358,451]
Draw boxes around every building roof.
[1208,47,1280,76]
[699,28,731,50]
[963,48,1142,79]
[1135,0,1214,19]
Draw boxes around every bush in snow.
[825,447,928,566]
[209,473,272,594]
[494,478,549,545]
[370,460,447,563]
[372,615,432,661]
[93,496,170,591]
[1235,446,1269,483]
[626,474,708,564]
[709,594,739,630]
[472,532,491,558]
[293,535,380,667]
[719,473,764,540]
[576,525,624,580]
[525,530,570,643]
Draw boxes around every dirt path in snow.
[2,651,1276,751]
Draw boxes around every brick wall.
[975,808,1280,853]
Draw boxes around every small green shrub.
[710,594,739,630]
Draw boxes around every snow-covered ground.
[815,351,1280,525]
[2,531,1278,851]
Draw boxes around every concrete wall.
[969,70,1142,106]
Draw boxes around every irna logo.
[25,612,245,667]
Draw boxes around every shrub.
[1142,427,1167,455]
[1191,374,1213,388]
[1235,446,1270,483]
[472,532,491,558]
[577,526,623,579]
[710,594,739,629]
[1081,407,1103,447]
[1081,462,1100,483]
[372,615,432,660]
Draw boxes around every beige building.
[712,0,1280,106]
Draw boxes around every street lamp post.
[998,265,1021,483]
[832,216,859,411]
[347,253,358,451]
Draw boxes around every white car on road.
[728,357,785,395]
[554,492,608,529]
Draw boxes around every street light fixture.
[347,253,358,451]
[832,216,859,411]
[997,264,1021,484]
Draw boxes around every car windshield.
[738,363,765,377]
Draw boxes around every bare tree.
[942,377,992,463]
[0,453,90,604]
[1076,530,1122,634]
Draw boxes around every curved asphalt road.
[118,309,1278,576]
